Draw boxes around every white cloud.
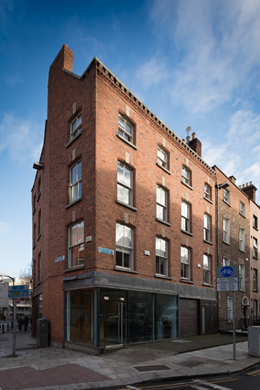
[0,113,43,163]
[202,109,260,190]
[149,0,260,113]
[136,56,168,89]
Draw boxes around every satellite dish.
[186,126,191,136]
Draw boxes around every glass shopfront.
[65,287,178,347]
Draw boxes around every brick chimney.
[50,44,74,73]
[241,181,257,202]
[189,132,202,157]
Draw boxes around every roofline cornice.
[80,57,216,176]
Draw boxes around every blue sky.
[1,0,260,277]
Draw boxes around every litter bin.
[248,326,260,357]
[37,319,49,348]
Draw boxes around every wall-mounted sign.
[55,255,65,263]
[98,247,114,255]
[144,251,150,256]
[86,236,92,243]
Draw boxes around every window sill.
[204,197,213,204]
[180,278,194,284]
[181,181,193,191]
[156,163,171,175]
[253,290,259,293]
[33,208,36,215]
[253,257,258,260]
[223,199,231,207]
[223,240,230,246]
[239,249,245,253]
[116,200,137,212]
[239,289,246,292]
[65,197,82,209]
[154,273,172,280]
[33,244,36,250]
[114,265,138,274]
[203,283,214,287]
[204,239,213,246]
[253,226,258,231]
[64,264,85,273]
[37,192,41,202]
[37,234,41,241]
[181,229,193,237]
[239,212,246,218]
[155,218,172,227]
[66,131,82,148]
[116,134,137,150]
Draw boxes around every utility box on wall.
[248,326,260,357]
[37,319,49,348]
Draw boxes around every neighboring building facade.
[240,182,260,322]
[32,45,218,352]
[214,167,259,330]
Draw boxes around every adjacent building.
[32,45,218,352]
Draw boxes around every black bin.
[37,319,49,348]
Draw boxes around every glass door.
[100,291,125,345]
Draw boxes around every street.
[95,365,260,390]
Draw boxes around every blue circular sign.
[220,266,234,277]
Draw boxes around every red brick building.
[32,45,218,352]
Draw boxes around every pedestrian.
[18,317,23,331]
[23,316,29,331]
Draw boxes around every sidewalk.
[0,327,259,390]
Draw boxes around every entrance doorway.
[100,294,125,345]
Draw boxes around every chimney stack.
[186,135,190,144]
[241,182,257,202]
[188,133,202,157]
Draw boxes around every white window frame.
[227,297,233,321]
[223,217,230,244]
[117,161,133,206]
[240,201,245,216]
[70,113,82,139]
[223,257,230,266]
[204,183,211,200]
[203,254,211,284]
[253,269,258,292]
[116,223,133,269]
[157,146,168,169]
[253,238,258,259]
[118,114,133,143]
[181,246,190,280]
[204,214,211,242]
[156,186,168,222]
[155,237,168,276]
[182,166,191,186]
[68,221,84,268]
[223,188,230,204]
[70,160,82,203]
[239,264,245,290]
[239,227,245,251]
[181,201,190,232]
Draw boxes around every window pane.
[181,247,189,264]
[117,184,129,204]
[124,226,132,248]
[181,202,188,217]
[156,204,164,220]
[156,238,166,257]
[116,223,124,246]
[157,186,166,206]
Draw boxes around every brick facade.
[32,45,258,349]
